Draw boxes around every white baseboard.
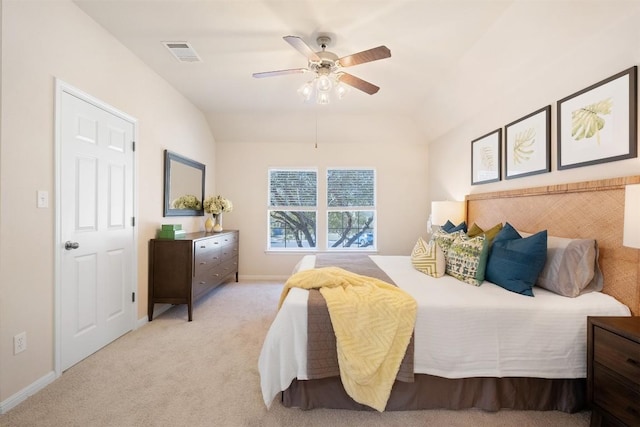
[238,274,288,281]
[0,370,56,414]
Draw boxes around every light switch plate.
[37,190,49,208]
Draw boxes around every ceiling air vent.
[162,41,202,63]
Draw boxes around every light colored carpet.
[1,281,590,427]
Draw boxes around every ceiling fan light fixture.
[335,80,349,99]
[298,81,314,101]
[316,75,332,92]
[316,91,330,105]
[253,35,391,102]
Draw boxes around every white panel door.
[60,90,135,371]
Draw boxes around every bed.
[259,176,640,412]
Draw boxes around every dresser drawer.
[220,242,239,262]
[194,247,221,273]
[192,277,213,299]
[219,232,238,245]
[216,258,238,278]
[593,366,640,426]
[194,235,224,251]
[594,326,640,385]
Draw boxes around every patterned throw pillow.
[411,237,445,278]
[445,233,489,286]
[432,229,465,256]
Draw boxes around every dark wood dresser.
[148,230,239,321]
[587,316,640,427]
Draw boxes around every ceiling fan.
[253,35,391,102]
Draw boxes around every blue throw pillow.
[441,220,456,232]
[486,225,547,296]
[441,220,467,233]
[448,221,467,233]
[493,222,521,243]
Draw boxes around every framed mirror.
[163,150,205,217]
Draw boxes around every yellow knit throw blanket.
[280,267,417,411]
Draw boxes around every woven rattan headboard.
[466,175,640,315]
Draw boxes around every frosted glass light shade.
[297,82,313,102]
[431,201,465,226]
[317,75,332,92]
[623,184,640,248]
[335,81,348,99]
[316,91,330,105]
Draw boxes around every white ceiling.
[72,0,640,142]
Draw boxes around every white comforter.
[258,255,631,407]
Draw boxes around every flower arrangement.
[203,195,233,215]
[172,194,202,210]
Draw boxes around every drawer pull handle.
[627,357,639,367]
[214,242,219,245]
[200,245,206,248]
[199,262,206,265]
[199,281,206,284]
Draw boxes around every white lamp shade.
[623,184,640,248]
[431,201,466,226]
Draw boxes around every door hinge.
[132,217,136,227]
[132,292,136,303]
[132,141,136,152]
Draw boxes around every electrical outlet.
[14,332,26,355]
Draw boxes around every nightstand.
[587,316,640,427]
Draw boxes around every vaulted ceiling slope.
[74,0,640,143]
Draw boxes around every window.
[268,169,317,250]
[327,168,376,250]
[267,167,376,251]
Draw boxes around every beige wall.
[212,113,429,277]
[427,3,640,202]
[0,1,215,405]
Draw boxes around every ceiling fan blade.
[338,46,391,68]
[339,73,380,95]
[283,36,321,62]
[252,68,308,78]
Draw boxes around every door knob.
[64,241,79,250]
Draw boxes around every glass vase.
[213,213,223,232]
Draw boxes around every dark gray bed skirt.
[282,375,586,413]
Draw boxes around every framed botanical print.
[557,66,637,169]
[505,105,551,179]
[471,129,501,185]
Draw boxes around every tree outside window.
[267,167,375,251]
[327,169,376,250]
[268,169,317,249]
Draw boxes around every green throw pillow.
[445,233,489,286]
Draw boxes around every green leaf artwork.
[513,127,535,164]
[480,146,494,170]
[571,98,613,144]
